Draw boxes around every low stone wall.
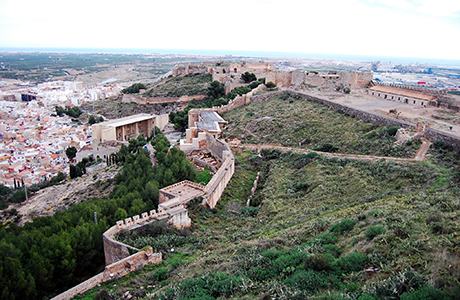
[425,127,460,150]
[194,158,218,173]
[122,94,206,105]
[103,248,162,280]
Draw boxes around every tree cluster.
[55,105,82,118]
[241,71,257,83]
[122,83,146,94]
[0,132,196,299]
[88,115,104,125]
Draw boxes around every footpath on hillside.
[233,137,431,163]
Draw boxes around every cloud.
[413,0,460,17]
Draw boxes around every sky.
[0,0,459,61]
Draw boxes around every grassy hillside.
[74,94,460,299]
[148,73,212,98]
[223,94,421,158]
[74,148,460,299]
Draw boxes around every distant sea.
[1,47,460,68]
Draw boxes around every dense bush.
[284,269,329,295]
[159,273,247,300]
[241,206,259,217]
[365,225,386,240]
[266,81,276,89]
[55,105,82,118]
[387,126,400,136]
[241,71,257,83]
[400,286,448,300]
[330,219,356,234]
[336,252,368,273]
[122,83,146,94]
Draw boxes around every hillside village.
[2,58,460,300]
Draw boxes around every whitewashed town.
[0,79,121,187]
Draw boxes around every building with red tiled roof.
[368,86,438,107]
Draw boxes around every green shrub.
[314,144,338,153]
[122,83,146,94]
[247,266,276,282]
[304,253,334,271]
[262,249,285,261]
[400,286,448,300]
[330,219,356,234]
[336,252,368,273]
[387,126,400,136]
[365,225,386,240]
[163,273,246,299]
[241,206,259,217]
[10,190,26,203]
[323,244,340,258]
[272,251,307,275]
[151,267,169,283]
[284,269,329,295]
[266,81,276,89]
[241,72,257,83]
[357,295,376,300]
[315,233,338,245]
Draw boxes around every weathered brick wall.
[425,128,460,150]
[206,133,230,161]
[103,248,162,281]
[204,152,234,209]
[339,72,373,89]
[122,94,205,105]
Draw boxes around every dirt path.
[236,140,431,163]
[414,138,432,161]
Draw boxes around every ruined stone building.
[91,113,168,144]
[180,110,227,151]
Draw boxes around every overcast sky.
[0,0,459,60]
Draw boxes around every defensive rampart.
[202,134,235,208]
[50,246,161,300]
[52,210,171,300]
[122,94,206,105]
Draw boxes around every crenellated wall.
[50,247,162,300]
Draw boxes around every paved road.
[236,139,431,163]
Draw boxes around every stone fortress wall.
[122,94,207,105]
[202,134,234,209]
